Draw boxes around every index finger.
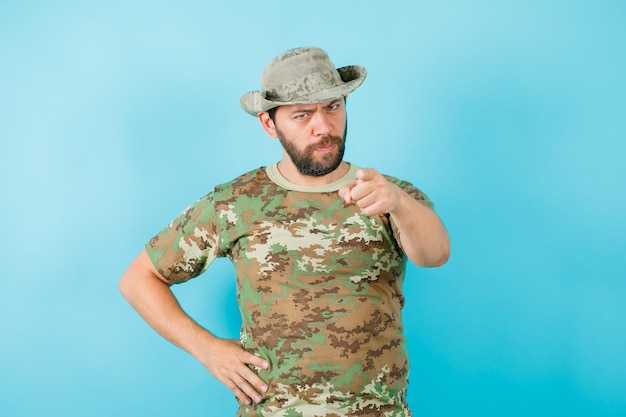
[242,350,270,371]
[356,168,378,182]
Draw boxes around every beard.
[276,122,348,177]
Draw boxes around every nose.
[311,110,333,136]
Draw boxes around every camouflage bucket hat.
[240,47,367,116]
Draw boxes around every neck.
[277,160,350,186]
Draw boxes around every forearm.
[118,251,216,359]
[390,188,450,267]
[119,250,271,404]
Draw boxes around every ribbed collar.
[265,162,360,193]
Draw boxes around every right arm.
[118,249,269,405]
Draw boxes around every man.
[119,46,450,417]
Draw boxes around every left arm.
[339,168,450,267]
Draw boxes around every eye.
[327,101,341,111]
[293,113,309,120]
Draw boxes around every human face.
[273,98,347,177]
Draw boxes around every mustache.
[308,135,343,151]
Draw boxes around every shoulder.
[210,166,279,212]
[180,167,269,217]
[214,166,268,193]
[382,173,434,209]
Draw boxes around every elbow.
[431,231,451,267]
[118,271,133,300]
[430,244,451,267]
[433,237,451,267]
[413,239,450,268]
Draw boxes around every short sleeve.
[383,175,435,255]
[144,193,223,284]
[384,175,434,210]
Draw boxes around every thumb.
[338,181,356,203]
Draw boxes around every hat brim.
[240,65,367,116]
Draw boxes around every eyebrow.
[288,99,343,115]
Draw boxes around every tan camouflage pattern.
[145,165,433,417]
[240,47,367,116]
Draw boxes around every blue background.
[1,1,625,416]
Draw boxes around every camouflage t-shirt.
[145,163,433,417]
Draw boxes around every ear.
[258,112,278,138]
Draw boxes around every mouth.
[315,143,336,154]
[312,137,340,154]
